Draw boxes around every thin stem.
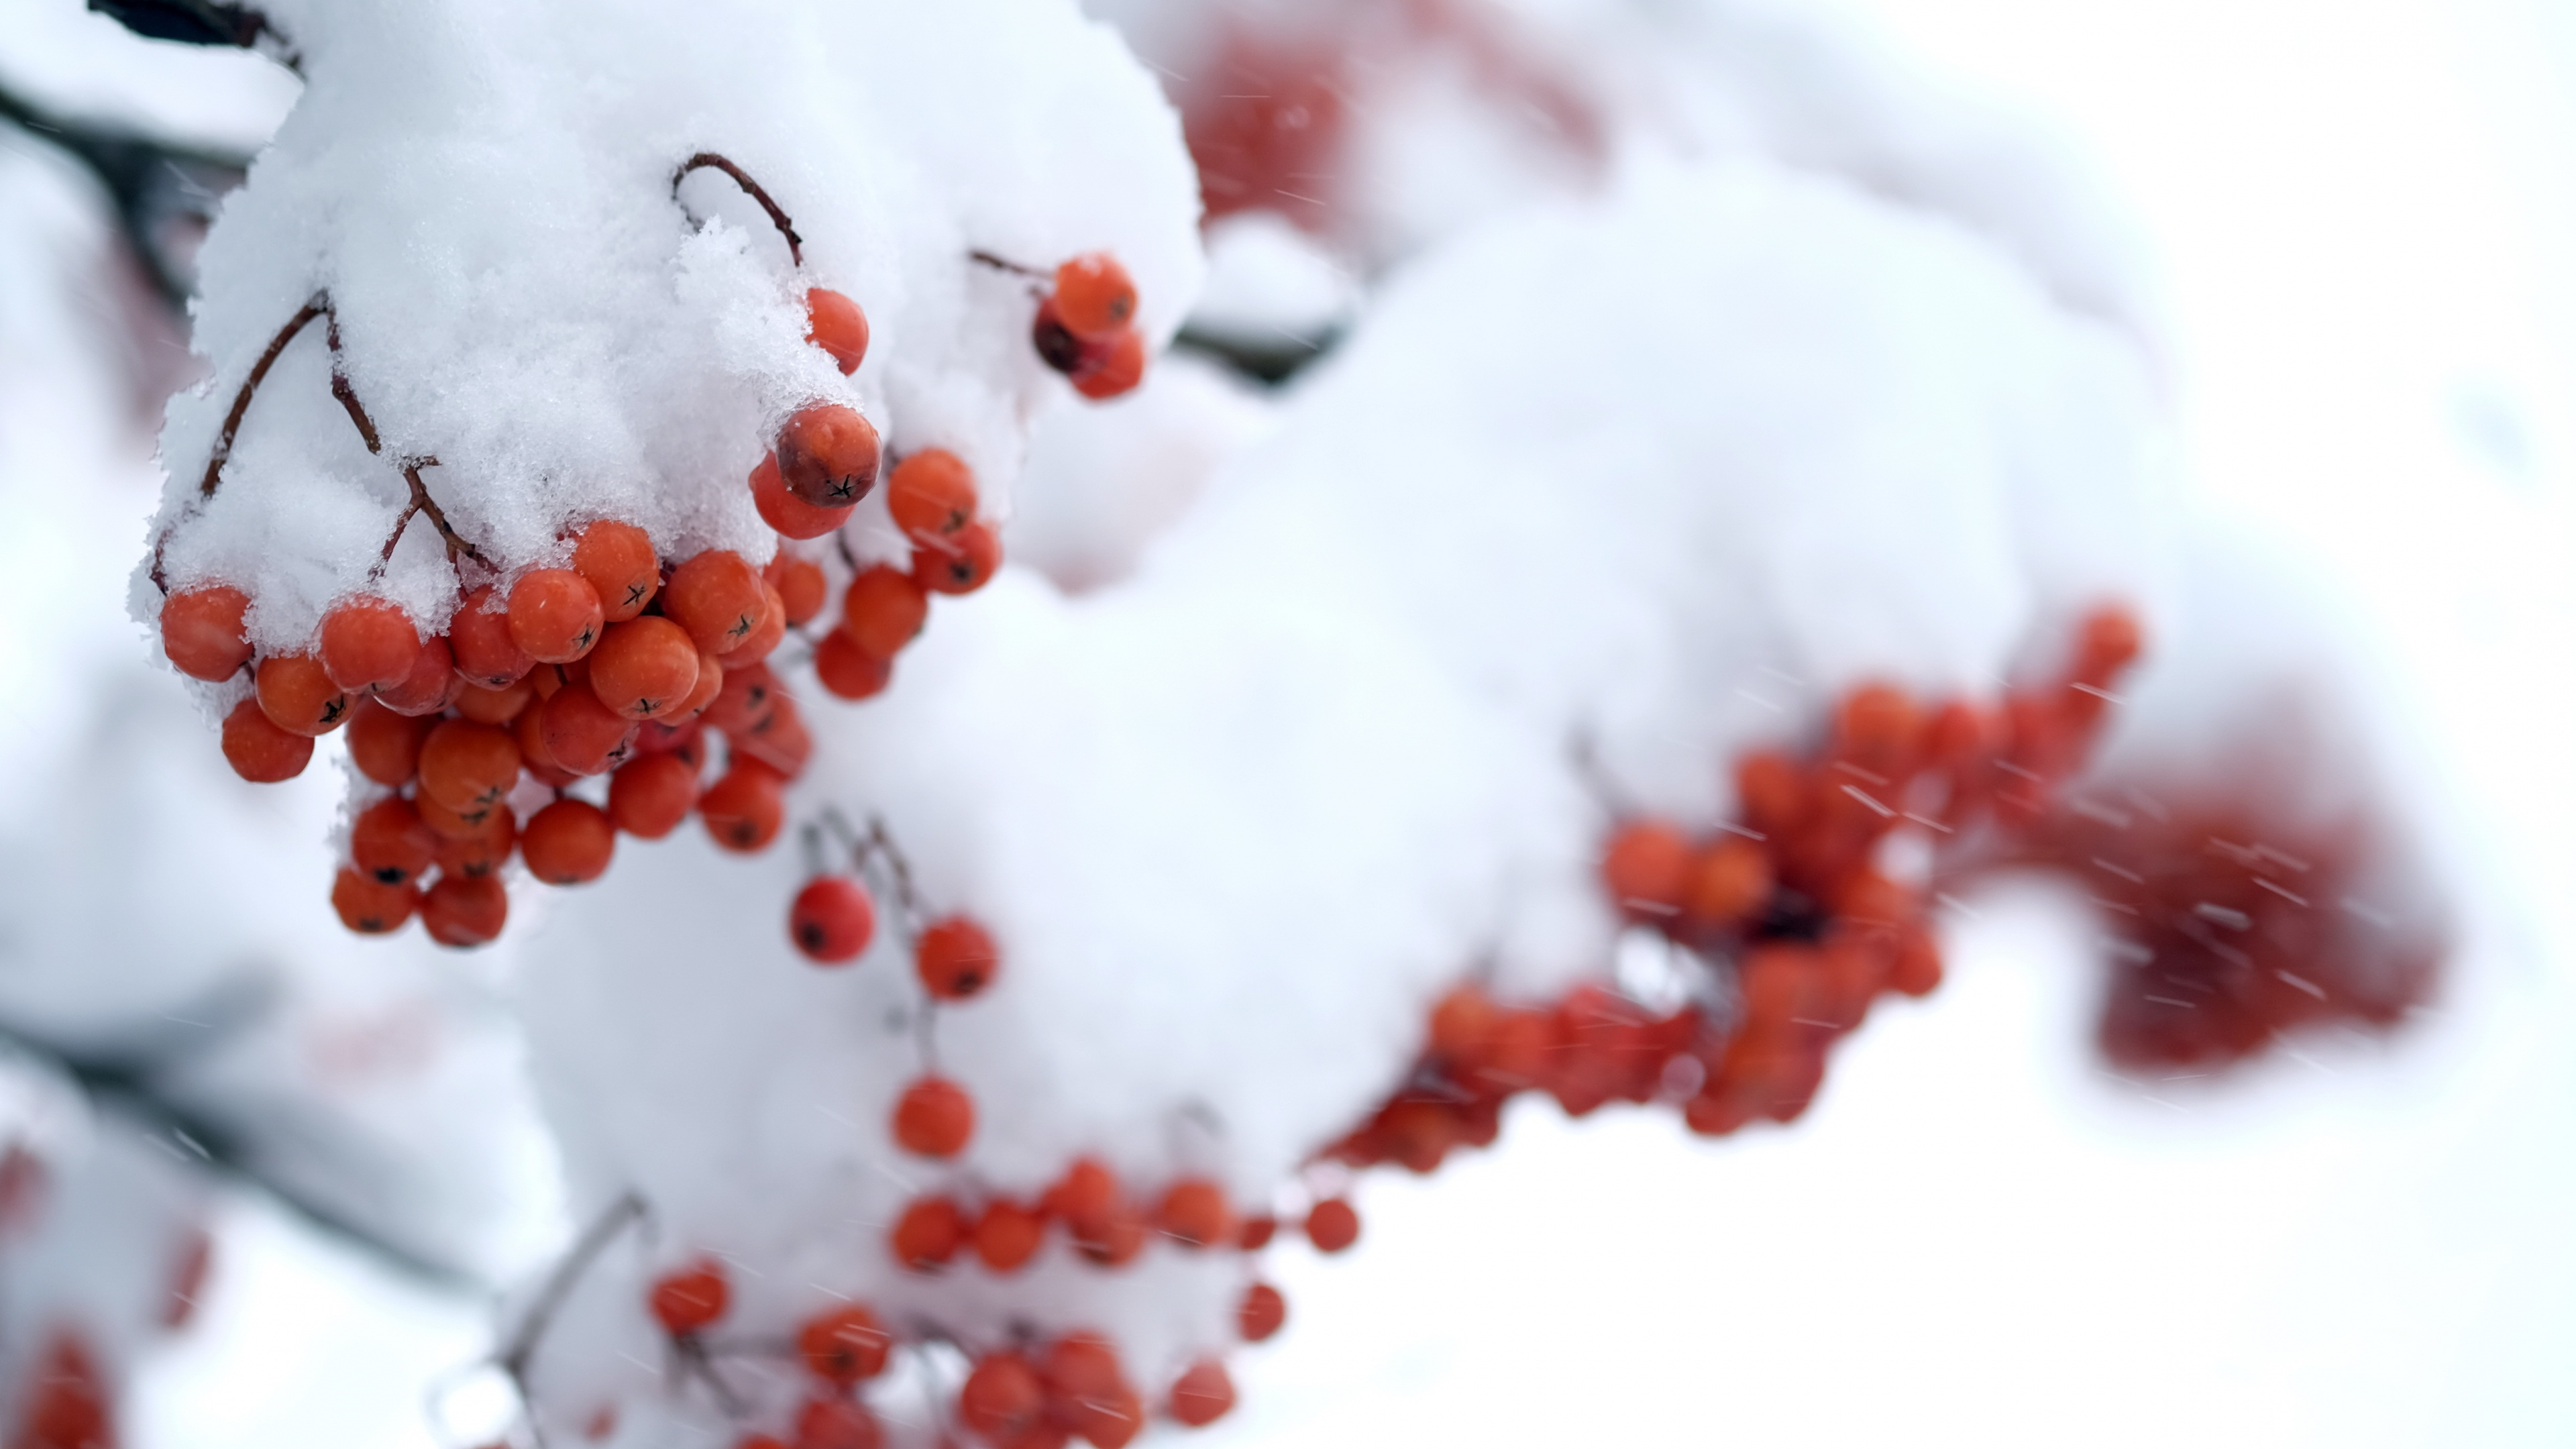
[497,1192,647,1390]
[968,249,1046,280]
[199,293,327,499]
[672,153,802,268]
[323,315,491,568]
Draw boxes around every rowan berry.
[1685,837,1773,929]
[1735,749,1807,839]
[648,1258,729,1336]
[732,693,814,780]
[1044,1158,1120,1236]
[450,585,534,687]
[418,719,522,814]
[523,800,616,885]
[698,759,786,853]
[665,551,766,654]
[1166,1358,1235,1428]
[20,1334,109,1449]
[586,616,701,721]
[751,450,856,541]
[256,653,350,735]
[572,520,659,623]
[704,661,777,736]
[776,403,882,508]
[911,521,1000,596]
[915,915,998,1000]
[1156,1178,1233,1248]
[351,796,438,885]
[960,1352,1045,1444]
[513,702,577,789]
[317,596,421,692]
[454,676,534,726]
[840,566,928,657]
[892,1075,974,1158]
[790,876,875,963]
[806,287,871,374]
[540,684,637,777]
[1073,1199,1148,1267]
[890,1195,968,1272]
[1467,1008,1552,1091]
[1237,1216,1276,1251]
[416,788,502,839]
[1053,254,1138,339]
[794,1397,879,1449]
[160,584,252,680]
[1681,1089,1752,1138]
[1816,932,1887,1030]
[1070,327,1146,401]
[972,1198,1044,1273]
[1304,1198,1358,1253]
[768,553,826,627]
[608,752,699,839]
[1601,820,1691,920]
[422,873,508,948]
[1044,1338,1140,1448]
[2071,604,2144,690]
[1375,1098,1460,1171]
[678,651,725,719]
[1736,943,1820,1035]
[1833,682,1923,779]
[371,633,458,715]
[720,586,788,664]
[797,1303,891,1387]
[1429,983,1497,1062]
[808,631,889,702]
[339,697,423,785]
[1238,1282,1286,1342]
[434,806,517,881]
[887,449,978,543]
[1888,923,1943,998]
[508,569,605,664]
[331,867,417,934]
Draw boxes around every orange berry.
[664,551,766,654]
[677,649,725,720]
[588,616,701,720]
[522,799,615,885]
[1156,1178,1233,1249]
[1735,749,1807,838]
[608,752,698,839]
[1044,1336,1140,1448]
[1601,820,1691,920]
[1073,1198,1148,1267]
[1304,1198,1358,1253]
[1053,253,1138,339]
[915,915,999,1001]
[415,789,503,840]
[767,553,826,627]
[1166,1358,1235,1428]
[331,867,417,935]
[892,1075,974,1159]
[972,1199,1044,1273]
[750,450,855,542]
[1044,1158,1120,1238]
[453,675,535,726]
[1071,326,1146,400]
[2072,604,2144,689]
[806,287,870,374]
[1237,1216,1277,1251]
[345,696,431,786]
[540,684,637,776]
[776,403,882,508]
[812,629,892,701]
[698,759,786,853]
[371,633,458,716]
[703,661,778,737]
[886,449,978,543]
[798,1303,890,1387]
[910,520,1000,596]
[422,873,508,948]
[789,875,875,963]
[648,1258,729,1336]
[450,585,534,687]
[1736,943,1820,1034]
[959,1351,1044,1444]
[572,520,659,623]
[160,584,252,680]
[417,719,522,814]
[1428,983,1497,1062]
[840,566,928,658]
[719,585,787,665]
[792,1397,878,1449]
[1685,837,1773,928]
[1833,682,1923,778]
[433,805,517,880]
[508,569,604,663]
[317,596,421,692]
[350,796,437,885]
[1238,1282,1285,1342]
[890,1195,968,1273]
[1888,922,1943,998]
[256,653,350,736]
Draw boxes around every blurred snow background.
[1,0,2571,1445]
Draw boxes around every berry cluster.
[803,451,1000,704]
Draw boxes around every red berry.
[648,1258,729,1336]
[1685,837,1773,929]
[572,519,659,623]
[698,759,786,853]
[775,403,882,508]
[432,805,517,881]
[450,585,535,687]
[1304,1198,1358,1253]
[1043,1159,1120,1238]
[1165,1358,1235,1428]
[678,649,725,720]
[371,633,459,716]
[608,752,698,839]
[331,867,417,935]
[540,684,637,776]
[351,796,437,885]
[160,584,252,680]
[972,1199,1044,1273]
[798,1303,891,1387]
[810,630,890,701]
[751,450,856,541]
[959,1352,1045,1443]
[720,585,788,665]
[417,719,522,814]
[1601,820,1691,921]
[220,699,313,782]
[886,449,978,543]
[1237,1216,1277,1251]
[588,616,701,720]
[890,1195,967,1273]
[768,553,827,627]
[840,566,928,657]
[914,915,998,1000]
[892,1075,974,1158]
[256,653,350,736]
[1156,1178,1233,1249]
[318,596,421,691]
[508,569,605,664]
[910,521,1000,596]
[453,675,535,727]
[523,800,616,885]
[792,1396,879,1449]
[1042,1336,1140,1448]
[790,876,875,963]
[1070,327,1146,400]
[1053,253,1138,339]
[1238,1282,1285,1342]
[422,873,508,948]
[664,551,766,654]
[805,287,869,374]
[343,697,427,786]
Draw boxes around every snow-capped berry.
[572,519,659,623]
[790,876,875,964]
[972,1199,1044,1273]
[160,584,252,680]
[768,553,827,627]
[508,569,605,664]
[587,616,700,720]
[350,797,437,886]
[317,596,421,692]
[1600,820,1690,920]
[1165,1358,1236,1428]
[959,1352,1044,1443]
[451,585,535,687]
[749,451,855,542]
[797,1303,891,1387]
[330,868,417,935]
[664,550,766,653]
[892,1076,974,1158]
[370,633,459,716]
[421,873,507,949]
[886,449,977,542]
[839,567,928,657]
[1238,1282,1285,1342]
[806,287,871,374]
[522,800,616,885]
[914,916,999,1000]
[1304,1198,1359,1253]
[775,403,881,508]
[607,753,698,839]
[1052,252,1138,339]
[417,719,522,814]
[890,1195,967,1273]
[255,654,350,736]
[344,697,431,786]
[1070,325,1146,400]
[1156,1178,1233,1248]
[698,759,786,853]
[539,685,636,776]
[911,520,1001,596]
[647,1258,729,1336]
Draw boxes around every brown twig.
[199,293,327,499]
[323,314,490,568]
[495,1191,649,1449]
[968,249,1046,280]
[672,153,802,267]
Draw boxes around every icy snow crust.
[517,158,2169,1437]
